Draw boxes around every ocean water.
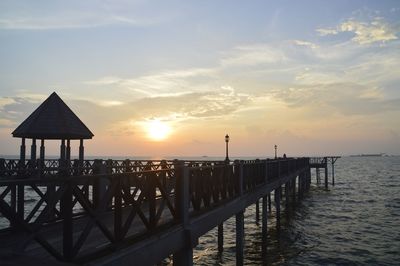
[192,156,400,265]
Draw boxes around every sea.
[190,156,400,265]
[1,155,399,265]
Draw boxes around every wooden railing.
[0,158,177,178]
[0,158,309,263]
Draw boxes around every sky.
[0,0,400,157]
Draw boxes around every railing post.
[114,176,122,241]
[324,157,329,190]
[17,184,24,221]
[148,171,157,230]
[10,184,16,229]
[173,162,193,266]
[236,161,244,266]
[0,158,5,177]
[61,180,73,261]
[93,159,107,208]
[331,159,335,186]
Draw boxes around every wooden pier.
[0,157,337,265]
[310,156,340,189]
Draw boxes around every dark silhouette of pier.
[0,93,340,265]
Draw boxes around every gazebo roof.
[12,92,94,140]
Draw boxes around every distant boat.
[350,153,385,157]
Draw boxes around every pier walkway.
[0,157,336,265]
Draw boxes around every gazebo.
[12,92,94,170]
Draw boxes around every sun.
[146,119,171,141]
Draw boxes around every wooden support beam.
[218,223,223,253]
[114,178,122,241]
[173,163,193,266]
[285,182,290,211]
[17,185,24,221]
[61,181,73,260]
[274,187,281,232]
[261,195,268,264]
[236,161,244,266]
[292,177,296,204]
[236,211,244,266]
[268,193,272,213]
[255,199,260,224]
[324,162,328,190]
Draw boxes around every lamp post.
[225,134,230,162]
[274,144,277,159]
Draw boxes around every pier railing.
[0,158,309,263]
[0,158,177,178]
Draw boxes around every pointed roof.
[12,92,94,139]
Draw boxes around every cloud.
[316,28,339,36]
[317,17,398,44]
[0,1,169,31]
[220,44,288,67]
[0,97,16,110]
[85,68,216,98]
[131,86,251,119]
[107,86,252,135]
[293,40,319,49]
[0,14,159,30]
[0,118,15,128]
[271,82,400,116]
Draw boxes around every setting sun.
[145,119,171,141]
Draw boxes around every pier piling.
[218,223,223,253]
[262,195,268,264]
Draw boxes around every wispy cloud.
[0,14,160,30]
[293,40,319,49]
[107,86,252,136]
[85,68,217,98]
[0,1,169,31]
[317,16,398,44]
[220,44,288,67]
[0,97,16,110]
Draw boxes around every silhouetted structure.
[12,92,93,167]
[0,95,340,265]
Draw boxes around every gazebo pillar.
[40,139,45,175]
[60,139,66,160]
[60,139,66,175]
[40,139,45,161]
[20,138,26,163]
[30,138,37,161]
[66,139,71,161]
[79,139,84,162]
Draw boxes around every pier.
[0,157,335,265]
[0,93,340,265]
